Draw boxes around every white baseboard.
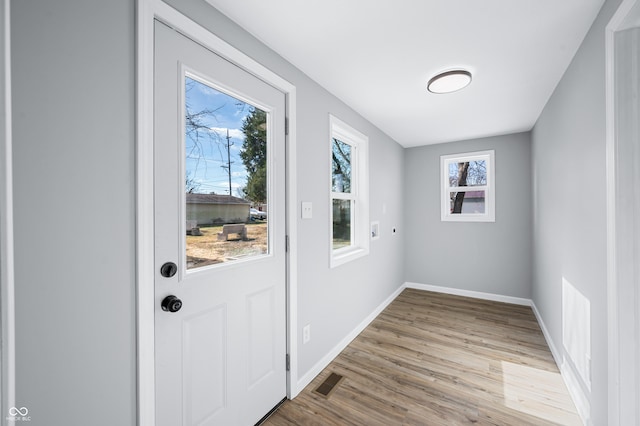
[530,302,562,366]
[560,362,590,425]
[404,281,531,306]
[294,284,405,394]
[531,301,590,425]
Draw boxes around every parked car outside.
[250,208,267,220]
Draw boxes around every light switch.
[301,202,313,219]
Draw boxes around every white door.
[154,20,287,426]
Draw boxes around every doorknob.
[161,295,182,313]
[160,262,177,278]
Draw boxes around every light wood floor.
[264,289,581,426]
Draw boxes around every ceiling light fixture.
[427,70,472,94]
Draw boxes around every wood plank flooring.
[264,289,581,426]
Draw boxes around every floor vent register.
[313,372,344,398]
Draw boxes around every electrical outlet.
[303,324,311,344]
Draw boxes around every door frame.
[606,0,640,424]
[1,0,16,419]
[136,1,299,424]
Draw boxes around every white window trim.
[329,115,369,268]
[440,150,495,222]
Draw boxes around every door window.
[184,75,270,270]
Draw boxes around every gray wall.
[11,1,136,425]
[531,0,621,423]
[10,1,404,424]
[404,133,532,298]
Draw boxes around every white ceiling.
[206,0,605,147]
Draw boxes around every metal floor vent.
[314,372,344,398]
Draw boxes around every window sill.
[441,213,495,222]
[330,246,369,268]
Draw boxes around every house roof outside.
[186,193,250,205]
[461,190,485,198]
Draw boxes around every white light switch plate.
[303,324,311,344]
[301,202,313,219]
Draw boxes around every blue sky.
[185,76,253,197]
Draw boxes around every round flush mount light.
[427,69,472,94]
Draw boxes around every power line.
[220,129,234,195]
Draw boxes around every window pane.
[449,190,486,214]
[448,162,460,187]
[332,138,351,193]
[185,76,268,270]
[332,199,352,250]
[449,159,487,188]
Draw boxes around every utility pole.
[221,128,234,196]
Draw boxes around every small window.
[441,150,495,222]
[330,115,369,267]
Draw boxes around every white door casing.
[606,0,640,424]
[137,3,298,425]
[1,0,16,418]
[154,20,286,425]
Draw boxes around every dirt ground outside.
[186,222,267,269]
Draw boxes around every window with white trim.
[441,150,495,222]
[330,115,369,267]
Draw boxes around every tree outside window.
[330,115,369,267]
[441,150,495,222]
